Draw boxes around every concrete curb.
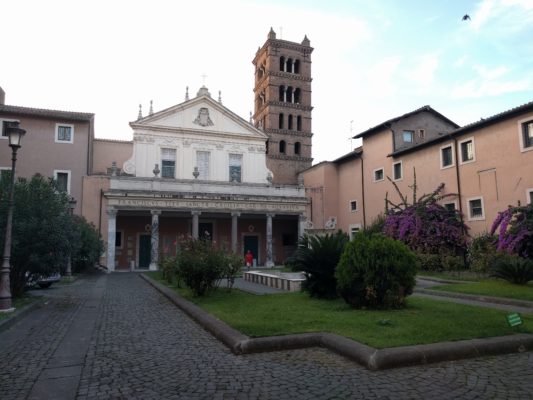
[141,274,533,370]
[0,297,44,333]
[415,288,533,309]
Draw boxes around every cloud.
[408,54,439,92]
[473,65,511,79]
[454,55,468,68]
[471,0,496,30]
[451,77,532,98]
[470,0,533,31]
[365,56,401,97]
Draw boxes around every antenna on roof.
[279,26,283,39]
[350,120,354,151]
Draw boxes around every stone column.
[106,207,117,273]
[298,214,307,239]
[191,211,201,239]
[231,212,240,253]
[149,210,161,271]
[266,213,275,267]
[282,88,287,102]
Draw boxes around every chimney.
[0,86,5,105]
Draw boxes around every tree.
[0,174,71,296]
[383,172,468,256]
[70,215,104,273]
[290,231,349,299]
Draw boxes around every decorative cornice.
[268,154,313,162]
[264,128,313,138]
[267,101,313,112]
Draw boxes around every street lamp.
[65,196,77,278]
[0,122,26,312]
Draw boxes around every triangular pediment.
[131,94,266,139]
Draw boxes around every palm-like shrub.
[291,231,348,299]
[336,233,418,309]
[490,255,533,284]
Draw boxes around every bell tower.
[252,28,313,185]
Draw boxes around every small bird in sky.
[462,14,471,21]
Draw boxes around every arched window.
[278,113,284,129]
[286,86,293,103]
[287,58,293,73]
[294,60,300,74]
[294,88,301,103]
[279,86,285,102]
[265,139,269,154]
[297,116,302,131]
[288,115,293,130]
[294,142,301,155]
[279,140,286,154]
[279,56,285,72]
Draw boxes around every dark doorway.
[199,222,213,240]
[243,235,259,266]
[139,234,151,269]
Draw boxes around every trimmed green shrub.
[291,231,349,299]
[490,255,533,284]
[417,253,442,271]
[336,233,418,309]
[467,233,501,273]
[441,254,466,271]
[223,252,243,290]
[177,239,224,296]
[160,256,180,285]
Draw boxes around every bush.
[223,252,243,290]
[417,253,442,271]
[290,231,349,299]
[491,204,533,259]
[160,256,180,285]
[178,239,225,296]
[441,254,466,271]
[336,233,418,309]
[490,255,533,284]
[467,233,501,273]
[70,215,104,273]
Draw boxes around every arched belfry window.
[279,56,285,72]
[294,142,301,155]
[286,87,293,103]
[287,58,293,73]
[279,86,285,102]
[288,115,293,130]
[279,140,286,154]
[297,116,302,131]
[294,88,301,103]
[278,113,284,129]
[294,60,300,74]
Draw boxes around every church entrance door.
[243,235,259,266]
[139,234,151,269]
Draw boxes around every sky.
[1,0,532,163]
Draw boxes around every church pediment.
[131,94,266,139]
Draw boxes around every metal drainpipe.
[98,188,103,235]
[361,155,366,228]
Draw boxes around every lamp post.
[65,197,77,278]
[0,122,26,312]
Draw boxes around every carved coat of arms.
[193,107,214,127]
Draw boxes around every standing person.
[245,250,254,270]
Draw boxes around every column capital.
[299,214,307,221]
[231,211,241,218]
[107,207,117,216]
[266,213,276,219]
[191,211,202,216]
[151,210,162,216]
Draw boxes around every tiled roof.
[0,104,94,121]
[332,147,363,164]
[354,105,459,139]
[390,100,533,157]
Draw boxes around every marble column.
[266,213,275,267]
[298,214,307,239]
[231,212,240,253]
[106,207,117,273]
[191,211,201,239]
[149,210,161,271]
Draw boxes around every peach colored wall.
[0,115,90,215]
[92,139,133,174]
[335,158,363,233]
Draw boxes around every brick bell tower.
[252,28,313,185]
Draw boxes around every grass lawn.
[146,272,533,349]
[418,271,486,282]
[431,280,533,302]
[0,296,35,321]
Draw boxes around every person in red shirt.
[245,250,254,270]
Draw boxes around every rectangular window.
[161,148,176,178]
[402,130,414,143]
[0,168,12,182]
[350,200,357,212]
[349,224,361,240]
[229,153,242,182]
[55,123,74,143]
[527,189,533,205]
[196,151,210,180]
[522,120,533,149]
[468,197,484,220]
[393,161,402,181]
[441,145,454,168]
[444,202,456,212]
[418,129,425,140]
[54,170,71,193]
[373,168,384,182]
[460,138,475,163]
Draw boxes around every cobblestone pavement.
[1,272,533,400]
